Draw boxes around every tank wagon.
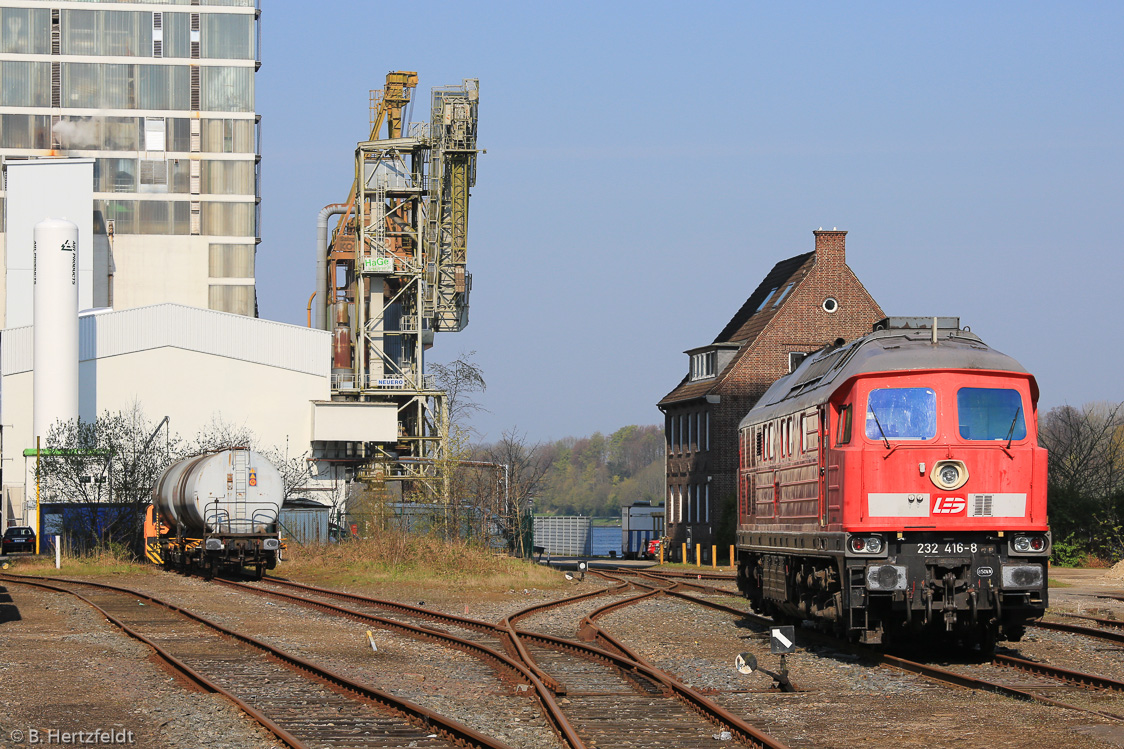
[151,447,282,579]
[735,317,1049,649]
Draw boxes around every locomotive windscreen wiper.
[1005,405,1022,449]
[868,405,891,450]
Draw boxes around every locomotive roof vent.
[872,316,961,332]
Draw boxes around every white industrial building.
[0,1,261,320]
[0,302,398,528]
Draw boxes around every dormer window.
[755,288,778,312]
[690,350,716,381]
[772,282,795,308]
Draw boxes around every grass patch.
[1048,578,1073,588]
[3,549,158,577]
[279,530,566,596]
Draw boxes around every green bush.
[1050,534,1089,568]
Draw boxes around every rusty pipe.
[316,203,347,330]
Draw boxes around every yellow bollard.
[659,542,664,565]
[711,545,717,568]
[729,544,736,568]
[695,544,701,567]
[681,542,687,565]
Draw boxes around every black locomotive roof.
[739,323,1033,429]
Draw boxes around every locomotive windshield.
[957,387,1027,440]
[865,387,936,440]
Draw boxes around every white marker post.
[54,535,60,569]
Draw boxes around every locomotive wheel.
[253,564,265,581]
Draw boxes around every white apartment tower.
[0,0,260,320]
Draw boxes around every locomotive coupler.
[969,589,978,625]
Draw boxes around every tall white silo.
[33,218,80,441]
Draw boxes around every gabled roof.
[714,251,814,344]
[658,251,815,407]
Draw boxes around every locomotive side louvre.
[736,319,1049,647]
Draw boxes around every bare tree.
[429,351,486,436]
[1039,401,1124,556]
[476,429,549,556]
[38,405,183,554]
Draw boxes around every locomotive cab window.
[957,387,1027,441]
[865,387,936,441]
[836,405,852,445]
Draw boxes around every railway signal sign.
[770,625,796,654]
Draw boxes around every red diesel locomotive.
[735,317,1049,648]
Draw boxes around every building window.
[705,484,710,523]
[823,297,838,313]
[690,350,716,381]
[705,411,710,451]
[1,61,51,108]
[208,284,254,316]
[201,66,253,112]
[788,351,807,372]
[755,287,778,312]
[209,244,254,278]
[1,8,50,54]
[200,13,254,59]
[772,282,795,308]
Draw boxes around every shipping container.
[621,502,665,559]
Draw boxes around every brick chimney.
[813,228,846,265]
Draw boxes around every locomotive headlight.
[849,535,884,554]
[930,460,969,491]
[263,538,280,550]
[1013,534,1048,554]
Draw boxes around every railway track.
[0,573,512,749]
[1033,616,1124,645]
[222,574,790,749]
[594,567,1124,724]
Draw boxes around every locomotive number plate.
[915,543,995,555]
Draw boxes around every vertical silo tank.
[32,218,80,441]
[153,448,283,535]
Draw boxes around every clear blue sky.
[257,1,1123,443]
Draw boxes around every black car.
[2,526,36,555]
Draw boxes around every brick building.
[657,229,884,561]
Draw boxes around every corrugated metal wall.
[279,507,330,544]
[533,516,592,556]
[2,303,329,377]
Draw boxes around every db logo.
[932,495,966,515]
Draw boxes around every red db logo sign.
[932,495,966,515]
